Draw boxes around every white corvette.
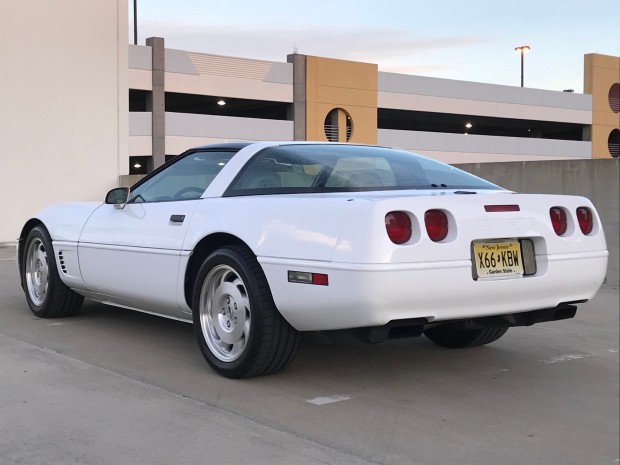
[17,142,608,378]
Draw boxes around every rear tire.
[192,245,301,378]
[424,325,508,348]
[22,226,84,318]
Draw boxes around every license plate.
[473,240,524,279]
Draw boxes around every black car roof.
[192,142,253,151]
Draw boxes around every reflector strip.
[484,205,520,212]
[288,271,329,286]
[312,273,329,286]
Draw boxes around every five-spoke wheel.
[192,246,301,378]
[199,264,252,362]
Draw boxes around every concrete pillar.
[287,53,306,141]
[146,37,165,170]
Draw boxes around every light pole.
[133,0,138,45]
[514,45,530,87]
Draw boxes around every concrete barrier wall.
[455,159,619,284]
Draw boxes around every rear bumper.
[260,250,608,331]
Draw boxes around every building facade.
[127,39,619,178]
[1,0,618,244]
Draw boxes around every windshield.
[225,144,500,196]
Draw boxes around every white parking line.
[540,353,594,364]
[306,395,351,406]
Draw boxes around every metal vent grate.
[58,251,67,274]
[609,83,620,113]
[188,53,272,80]
[609,129,620,158]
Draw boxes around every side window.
[130,151,235,203]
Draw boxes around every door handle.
[170,214,185,224]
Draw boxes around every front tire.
[424,325,508,348]
[192,246,301,378]
[22,226,83,318]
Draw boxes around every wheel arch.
[184,232,254,309]
[17,219,45,288]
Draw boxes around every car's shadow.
[71,299,522,390]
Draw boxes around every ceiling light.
[465,123,473,129]
[217,100,226,106]
[133,163,142,168]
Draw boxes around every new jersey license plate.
[473,240,524,279]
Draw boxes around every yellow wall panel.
[592,125,618,158]
[316,86,377,107]
[314,57,377,90]
[584,53,620,159]
[305,55,378,144]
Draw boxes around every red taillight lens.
[385,212,412,244]
[425,209,448,242]
[549,207,567,236]
[576,207,593,235]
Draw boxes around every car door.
[78,149,236,317]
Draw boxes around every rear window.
[225,144,499,196]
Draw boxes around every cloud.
[138,21,487,71]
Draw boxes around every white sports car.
[17,142,608,378]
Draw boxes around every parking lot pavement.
[1,244,618,465]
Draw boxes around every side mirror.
[105,187,130,209]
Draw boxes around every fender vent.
[58,251,67,274]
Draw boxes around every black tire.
[192,245,301,378]
[22,225,84,318]
[423,325,508,348]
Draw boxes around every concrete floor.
[1,245,618,465]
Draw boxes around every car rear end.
[263,191,608,331]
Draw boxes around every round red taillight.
[385,212,412,244]
[576,207,593,235]
[549,207,567,236]
[425,210,448,242]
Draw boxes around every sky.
[130,0,620,93]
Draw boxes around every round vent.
[324,108,352,142]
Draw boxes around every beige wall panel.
[129,69,153,90]
[0,0,128,243]
[379,92,592,124]
[129,136,153,156]
[165,73,293,102]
